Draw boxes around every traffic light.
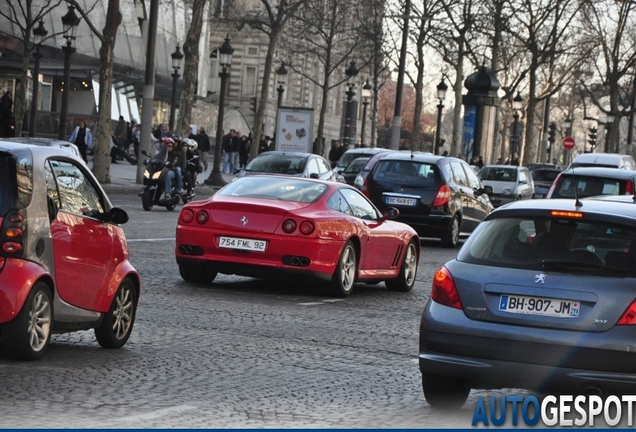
[250,97,257,112]
[588,127,597,149]
[548,122,556,143]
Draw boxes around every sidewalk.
[92,157,236,196]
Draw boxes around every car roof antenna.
[572,166,583,208]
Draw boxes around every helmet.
[162,137,175,145]
[171,134,182,143]
[182,138,198,152]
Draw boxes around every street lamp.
[29,19,47,137]
[361,78,372,148]
[204,35,234,187]
[343,60,359,148]
[276,61,288,108]
[434,78,448,155]
[511,93,523,160]
[58,6,80,140]
[169,43,183,132]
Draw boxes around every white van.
[569,153,636,170]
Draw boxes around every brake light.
[196,210,209,225]
[431,266,462,309]
[546,173,562,198]
[2,242,21,253]
[5,226,23,238]
[181,209,194,223]
[282,219,297,233]
[299,221,315,235]
[361,178,370,197]
[549,211,584,219]
[1,212,24,257]
[617,299,636,325]
[626,181,633,195]
[432,184,450,207]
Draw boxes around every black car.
[341,156,370,186]
[546,167,636,199]
[364,152,493,247]
[529,166,563,198]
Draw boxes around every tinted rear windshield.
[220,176,328,203]
[458,216,636,274]
[246,154,307,175]
[372,160,438,187]
[550,175,625,198]
[531,170,560,182]
[478,167,517,182]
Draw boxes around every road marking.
[118,405,197,421]
[298,302,324,306]
[127,238,174,242]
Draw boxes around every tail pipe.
[178,244,204,256]
[282,255,311,267]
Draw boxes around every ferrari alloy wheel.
[440,215,460,248]
[95,278,136,349]
[422,374,471,409]
[3,282,52,360]
[331,241,357,297]
[386,240,418,292]
[179,263,218,284]
[141,189,154,211]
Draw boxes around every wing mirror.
[381,207,400,221]
[102,207,129,224]
[309,173,320,179]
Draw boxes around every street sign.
[563,136,575,150]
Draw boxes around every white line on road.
[118,405,198,421]
[127,238,174,242]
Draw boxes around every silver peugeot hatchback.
[419,198,636,408]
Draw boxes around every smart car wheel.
[141,189,154,211]
[179,263,218,284]
[330,241,357,297]
[95,278,136,349]
[440,216,460,248]
[3,282,52,361]
[385,240,418,292]
[422,374,470,409]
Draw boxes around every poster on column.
[462,105,477,161]
[275,107,314,153]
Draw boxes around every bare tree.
[0,0,64,137]
[176,0,206,136]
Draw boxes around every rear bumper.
[395,213,453,238]
[419,300,636,394]
[0,258,50,324]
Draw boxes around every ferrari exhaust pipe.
[291,257,300,265]
[299,257,310,267]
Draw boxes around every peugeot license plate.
[219,236,267,252]
[499,295,579,318]
[386,196,417,206]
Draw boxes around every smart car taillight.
[431,266,462,309]
[181,209,194,223]
[299,221,315,235]
[432,184,450,207]
[196,210,209,225]
[617,300,636,325]
[1,212,24,257]
[282,219,297,233]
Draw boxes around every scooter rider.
[161,137,186,200]
[181,138,201,195]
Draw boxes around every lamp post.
[58,6,80,140]
[511,93,523,160]
[204,36,234,187]
[29,19,47,137]
[434,78,448,155]
[168,43,183,132]
[361,78,372,148]
[276,61,288,109]
[563,116,573,166]
[605,115,615,153]
[343,60,359,148]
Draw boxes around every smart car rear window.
[0,153,32,212]
[458,216,636,274]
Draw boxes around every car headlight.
[152,171,162,180]
[502,188,512,195]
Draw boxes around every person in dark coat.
[196,128,211,172]
[258,134,269,154]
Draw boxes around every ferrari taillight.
[181,209,194,223]
[299,221,315,235]
[282,219,297,233]
[431,266,462,309]
[196,210,209,225]
[617,300,636,325]
[432,184,450,207]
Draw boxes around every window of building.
[243,67,257,96]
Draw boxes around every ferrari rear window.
[245,154,308,175]
[458,216,636,274]
[220,176,328,203]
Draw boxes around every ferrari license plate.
[219,236,267,252]
[499,295,580,318]
[386,196,418,206]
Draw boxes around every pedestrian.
[238,134,250,171]
[113,115,127,150]
[196,127,211,171]
[510,153,520,166]
[222,129,237,174]
[68,120,92,162]
[329,140,344,168]
[258,134,269,154]
[477,156,484,169]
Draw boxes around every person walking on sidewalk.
[196,127,210,171]
[68,120,92,162]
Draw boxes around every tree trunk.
[177,0,205,136]
[91,0,122,183]
[314,72,330,156]
[522,60,539,166]
[451,41,464,159]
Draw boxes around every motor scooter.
[140,150,181,211]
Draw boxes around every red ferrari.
[176,175,420,296]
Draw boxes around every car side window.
[317,157,332,174]
[44,161,61,210]
[340,188,379,220]
[519,169,528,184]
[449,161,469,186]
[306,158,320,177]
[326,190,353,215]
[48,159,104,217]
[463,164,482,189]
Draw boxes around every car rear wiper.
[542,259,627,273]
